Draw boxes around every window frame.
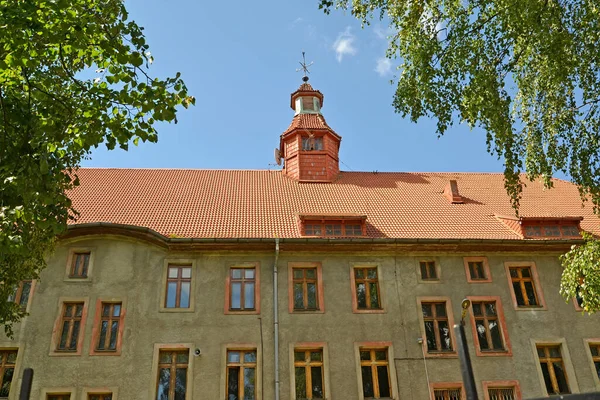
[530,339,579,396]
[482,380,521,400]
[159,259,196,313]
[81,388,118,400]
[90,298,126,356]
[430,382,466,400]
[64,248,95,282]
[219,343,261,400]
[466,296,512,357]
[0,348,18,399]
[9,279,36,313]
[353,342,399,400]
[289,342,331,400]
[504,262,547,310]
[149,343,193,400]
[417,297,458,358]
[463,257,492,283]
[350,264,385,314]
[418,259,441,283]
[288,262,324,314]
[224,263,261,315]
[41,389,75,400]
[583,338,600,390]
[49,297,89,356]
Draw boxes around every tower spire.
[296,51,313,82]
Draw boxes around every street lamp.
[454,298,478,400]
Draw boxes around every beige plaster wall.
[8,236,600,399]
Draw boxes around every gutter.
[273,238,280,400]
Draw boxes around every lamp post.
[454,298,479,400]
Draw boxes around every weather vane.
[296,51,313,82]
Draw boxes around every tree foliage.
[319,0,600,311]
[0,0,193,335]
[560,233,600,313]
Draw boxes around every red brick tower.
[279,79,341,182]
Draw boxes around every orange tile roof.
[281,114,340,138]
[67,169,600,240]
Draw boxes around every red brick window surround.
[56,302,84,352]
[464,257,492,283]
[0,350,17,398]
[359,348,392,399]
[467,296,512,357]
[288,262,324,313]
[504,262,547,310]
[482,381,521,400]
[165,265,192,309]
[430,382,465,400]
[350,266,384,313]
[225,263,260,315]
[536,345,570,395]
[69,252,91,278]
[156,350,189,399]
[226,349,257,400]
[91,300,125,356]
[417,297,457,358]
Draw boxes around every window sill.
[63,278,93,283]
[514,305,547,311]
[290,309,325,314]
[424,351,458,358]
[49,351,81,357]
[353,308,386,314]
[90,349,121,356]
[225,309,260,315]
[466,278,493,284]
[158,307,195,313]
[476,349,512,357]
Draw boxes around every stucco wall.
[7,235,600,399]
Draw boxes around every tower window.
[302,97,314,111]
[302,137,323,151]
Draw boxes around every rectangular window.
[226,350,257,400]
[96,303,122,352]
[589,343,600,380]
[345,224,363,236]
[359,348,391,399]
[57,302,84,352]
[487,387,516,399]
[88,394,112,400]
[464,257,491,283]
[165,265,192,309]
[472,301,505,352]
[294,349,324,400]
[292,268,319,311]
[422,302,453,353]
[70,252,90,278]
[0,350,17,398]
[433,388,463,400]
[420,261,438,280]
[354,267,381,310]
[536,345,570,395]
[8,280,32,311]
[302,137,323,151]
[509,266,539,307]
[156,350,189,400]
[305,224,322,236]
[47,395,71,400]
[468,261,486,280]
[229,267,256,311]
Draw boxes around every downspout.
[273,238,280,400]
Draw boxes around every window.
[471,300,507,353]
[294,349,324,399]
[536,345,570,395]
[464,257,491,283]
[422,302,453,353]
[302,136,323,151]
[56,302,84,352]
[47,395,71,400]
[156,350,189,400]
[433,388,463,400]
[420,261,438,281]
[0,350,16,398]
[95,303,122,352]
[229,267,256,311]
[300,217,366,237]
[487,387,516,400]
[588,343,600,380]
[165,265,192,309]
[352,267,382,311]
[292,267,319,311]
[359,348,391,399]
[8,280,32,311]
[522,222,580,238]
[226,350,257,400]
[509,266,539,307]
[88,394,112,400]
[69,252,90,278]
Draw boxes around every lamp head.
[461,299,471,310]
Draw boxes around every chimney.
[444,180,464,204]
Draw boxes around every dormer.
[279,80,341,183]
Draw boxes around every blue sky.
[82,0,505,173]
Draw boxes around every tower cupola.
[278,74,341,183]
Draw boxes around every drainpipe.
[273,238,280,400]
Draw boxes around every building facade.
[2,80,600,400]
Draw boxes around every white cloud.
[332,27,357,62]
[374,57,392,77]
[373,24,394,40]
[289,17,304,29]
